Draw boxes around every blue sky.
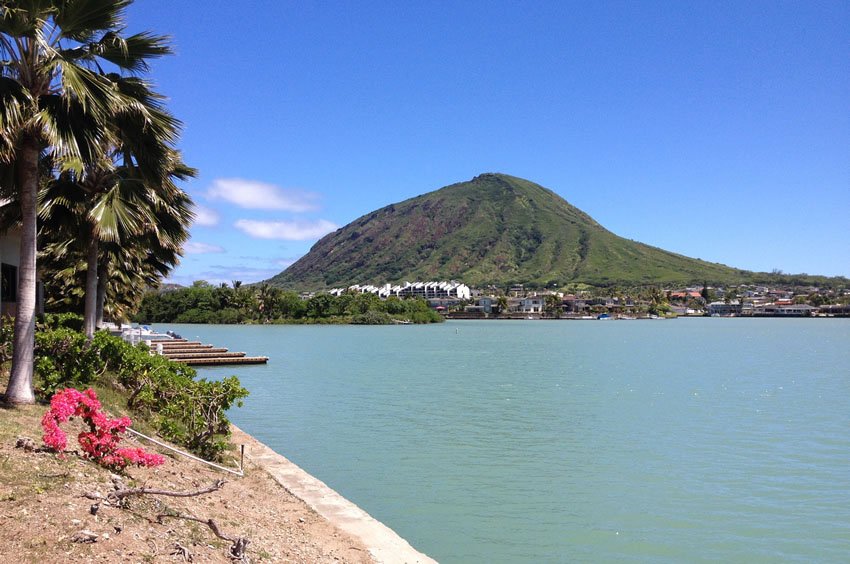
[126,1,849,285]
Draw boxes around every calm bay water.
[164,319,850,563]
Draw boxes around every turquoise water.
[165,319,850,563]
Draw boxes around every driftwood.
[158,513,250,560]
[171,541,193,562]
[87,479,249,560]
[106,479,225,505]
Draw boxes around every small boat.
[111,323,175,345]
[597,313,612,320]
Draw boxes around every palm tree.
[99,159,194,322]
[1,1,171,403]
[41,146,192,336]
[40,146,194,329]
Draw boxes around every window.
[1,263,16,302]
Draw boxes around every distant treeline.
[133,281,443,324]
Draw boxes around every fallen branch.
[158,513,250,560]
[106,479,225,505]
[171,541,193,562]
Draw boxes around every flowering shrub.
[42,388,165,470]
[0,319,249,461]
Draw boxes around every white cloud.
[207,178,320,212]
[184,241,225,254]
[234,219,338,240]
[193,204,220,226]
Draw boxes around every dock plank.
[174,356,269,366]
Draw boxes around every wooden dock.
[149,339,268,366]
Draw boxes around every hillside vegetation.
[268,173,753,290]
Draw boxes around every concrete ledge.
[230,425,437,564]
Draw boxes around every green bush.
[34,327,106,396]
[410,310,442,323]
[40,312,85,331]
[0,321,13,365]
[351,311,393,325]
[98,335,249,460]
[135,285,443,324]
[100,337,248,459]
[0,324,250,462]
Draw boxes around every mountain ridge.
[266,173,753,290]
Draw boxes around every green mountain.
[267,173,751,290]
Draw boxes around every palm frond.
[108,73,165,110]
[0,76,30,128]
[0,193,21,229]
[0,160,17,202]
[87,177,142,243]
[51,0,130,43]
[90,30,172,73]
[54,59,116,117]
[0,76,31,161]
[36,92,103,161]
[0,2,41,36]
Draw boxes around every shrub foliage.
[133,281,443,324]
[5,314,248,461]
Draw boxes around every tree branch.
[157,512,249,559]
[106,479,225,504]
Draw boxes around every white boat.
[111,324,175,345]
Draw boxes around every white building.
[329,281,471,301]
[520,296,544,313]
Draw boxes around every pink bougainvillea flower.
[41,388,165,471]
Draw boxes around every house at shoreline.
[751,304,817,317]
[323,279,845,317]
[708,301,742,316]
[519,296,544,313]
[466,296,496,314]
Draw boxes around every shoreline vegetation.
[133,279,850,326]
[134,281,443,325]
[0,313,385,561]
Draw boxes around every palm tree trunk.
[96,260,107,328]
[83,228,99,338]
[5,135,39,404]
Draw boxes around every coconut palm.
[1,0,171,403]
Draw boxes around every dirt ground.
[0,402,374,563]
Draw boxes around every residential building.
[520,296,544,313]
[331,281,471,301]
[708,301,742,316]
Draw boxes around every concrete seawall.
[230,425,437,564]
